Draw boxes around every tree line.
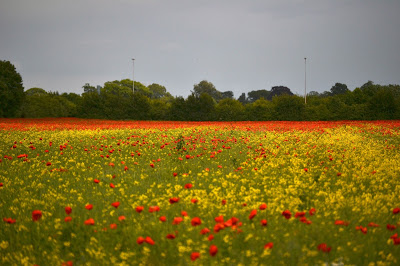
[1,60,400,121]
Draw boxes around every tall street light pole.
[304,57,307,104]
[132,58,135,93]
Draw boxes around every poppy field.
[1,118,400,265]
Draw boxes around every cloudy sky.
[1,0,399,97]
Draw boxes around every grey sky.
[1,0,399,97]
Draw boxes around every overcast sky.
[1,0,400,97]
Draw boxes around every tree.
[168,96,187,121]
[238,93,248,104]
[192,80,222,101]
[83,83,98,94]
[215,98,245,121]
[267,86,293,100]
[247,90,270,103]
[272,95,304,120]
[221,91,234,99]
[245,98,275,121]
[0,60,25,117]
[148,83,172,99]
[330,83,350,95]
[185,93,216,121]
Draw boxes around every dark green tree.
[267,86,293,100]
[272,95,304,120]
[247,90,270,103]
[192,80,222,101]
[148,83,172,99]
[330,83,350,95]
[215,98,245,121]
[0,60,25,117]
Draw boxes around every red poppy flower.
[166,234,176,239]
[368,222,380,227]
[111,202,120,208]
[221,199,226,205]
[3,217,16,224]
[173,172,178,177]
[169,197,179,204]
[304,168,308,172]
[184,183,193,189]
[259,203,267,210]
[393,207,400,214]
[84,218,95,225]
[110,223,117,229]
[93,179,100,183]
[309,208,316,216]
[261,219,268,226]
[249,209,257,220]
[191,198,198,204]
[150,163,154,168]
[190,252,200,261]
[335,220,349,226]
[356,226,367,234]
[64,216,72,222]
[159,216,166,222]
[294,212,306,218]
[209,245,218,256]
[172,217,183,225]
[145,236,155,245]
[208,234,214,241]
[65,206,72,215]
[181,211,188,217]
[214,223,225,233]
[137,236,145,244]
[17,154,28,158]
[191,217,202,226]
[264,242,273,249]
[200,228,210,235]
[136,206,144,213]
[118,216,126,222]
[317,243,331,253]
[0,183,3,187]
[85,204,93,210]
[32,210,42,221]
[110,183,115,188]
[214,215,224,223]
[124,166,128,171]
[387,224,396,231]
[282,210,291,219]
[149,206,160,212]
[46,162,51,166]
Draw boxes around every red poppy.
[110,183,115,188]
[137,236,145,244]
[261,219,268,226]
[17,154,28,158]
[214,223,225,233]
[0,183,3,187]
[61,261,73,266]
[111,202,120,208]
[169,197,179,204]
[166,234,176,239]
[173,172,178,177]
[84,218,95,225]
[282,210,291,219]
[184,183,193,189]
[221,199,226,205]
[93,179,100,183]
[32,210,42,221]
[46,162,51,166]
[208,234,214,241]
[149,206,160,212]
[190,252,200,261]
[3,217,16,224]
[264,242,273,249]
[118,216,126,222]
[172,217,183,225]
[136,206,144,213]
[356,226,367,234]
[317,243,331,253]
[159,216,166,222]
[110,223,117,229]
[191,217,202,226]
[64,216,72,222]
[335,220,349,226]
[259,203,267,210]
[145,236,155,245]
[209,245,218,256]
[304,168,308,172]
[124,166,128,171]
[191,198,198,204]
[294,212,306,218]
[387,224,396,231]
[150,163,154,168]
[85,204,93,210]
[214,215,224,223]
[200,228,210,235]
[393,207,400,214]
[65,206,72,215]
[309,208,316,216]
[368,222,380,227]
[249,209,257,220]
[181,211,188,217]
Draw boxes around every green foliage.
[0,60,25,117]
[192,80,222,101]
[245,98,275,121]
[272,95,305,121]
[215,98,245,121]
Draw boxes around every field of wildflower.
[1,118,400,265]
